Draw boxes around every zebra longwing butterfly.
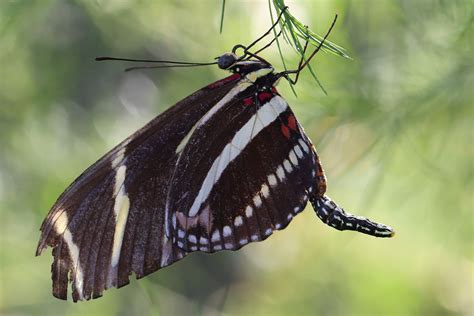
[36,13,394,302]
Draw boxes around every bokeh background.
[1,0,472,315]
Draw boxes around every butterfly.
[36,13,394,302]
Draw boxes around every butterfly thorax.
[217,53,279,89]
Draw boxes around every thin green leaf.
[307,64,328,95]
[272,0,350,58]
[269,0,349,93]
[219,0,226,34]
[278,10,328,93]
[269,0,297,97]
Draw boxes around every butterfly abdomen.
[310,195,394,238]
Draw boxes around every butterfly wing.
[36,74,244,301]
[167,89,321,252]
[38,56,394,303]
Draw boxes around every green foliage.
[0,1,472,315]
[221,0,351,94]
[271,0,350,58]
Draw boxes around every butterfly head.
[216,53,238,70]
[216,52,275,82]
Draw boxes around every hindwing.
[36,74,243,301]
[167,88,320,252]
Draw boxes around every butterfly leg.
[310,195,395,238]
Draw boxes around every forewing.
[36,74,242,301]
[168,92,319,252]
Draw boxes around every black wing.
[36,74,243,301]
[166,85,394,254]
[167,88,319,252]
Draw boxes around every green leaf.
[219,0,226,34]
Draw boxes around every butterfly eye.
[217,53,238,69]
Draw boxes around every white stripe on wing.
[188,95,288,217]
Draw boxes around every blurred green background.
[1,0,472,315]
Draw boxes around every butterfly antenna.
[232,6,288,58]
[95,56,214,65]
[95,56,217,72]
[286,28,310,85]
[250,29,284,56]
[124,63,218,72]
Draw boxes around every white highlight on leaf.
[188,96,288,217]
[54,211,84,300]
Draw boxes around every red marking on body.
[287,115,297,131]
[271,86,279,94]
[243,97,253,106]
[258,92,273,103]
[206,73,241,89]
[281,124,290,139]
